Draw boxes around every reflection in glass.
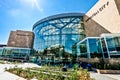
[33,14,85,53]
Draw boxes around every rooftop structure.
[33,13,85,53]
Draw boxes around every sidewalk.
[104,74,120,80]
[90,71,120,80]
[0,62,41,80]
[0,64,25,80]
[0,62,120,80]
[0,71,26,80]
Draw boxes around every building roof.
[33,13,85,30]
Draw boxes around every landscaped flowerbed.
[6,65,95,80]
[92,63,120,70]
[96,69,120,74]
[91,62,120,74]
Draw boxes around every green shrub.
[6,65,95,80]
[69,70,78,80]
[77,68,95,80]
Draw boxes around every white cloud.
[19,0,43,12]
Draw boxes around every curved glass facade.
[33,13,85,53]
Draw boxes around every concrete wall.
[115,0,120,15]
[85,0,120,34]
[7,30,34,48]
[79,58,120,64]
[83,15,110,37]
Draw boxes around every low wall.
[78,58,120,64]
[97,69,120,74]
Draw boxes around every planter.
[96,69,120,74]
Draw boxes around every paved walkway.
[0,64,25,80]
[0,61,120,80]
[0,62,41,80]
[90,71,120,80]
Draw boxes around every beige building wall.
[83,15,110,37]
[115,0,120,14]
[85,0,120,34]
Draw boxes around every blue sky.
[0,0,98,44]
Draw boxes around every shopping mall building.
[33,0,120,58]
[0,0,120,59]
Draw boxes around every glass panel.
[114,37,120,51]
[101,38,107,52]
[79,40,87,58]
[33,16,85,53]
[88,38,102,58]
[101,38,108,58]
[0,48,3,55]
[106,37,116,52]
[89,39,98,53]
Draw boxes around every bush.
[77,67,95,80]
[6,66,95,80]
